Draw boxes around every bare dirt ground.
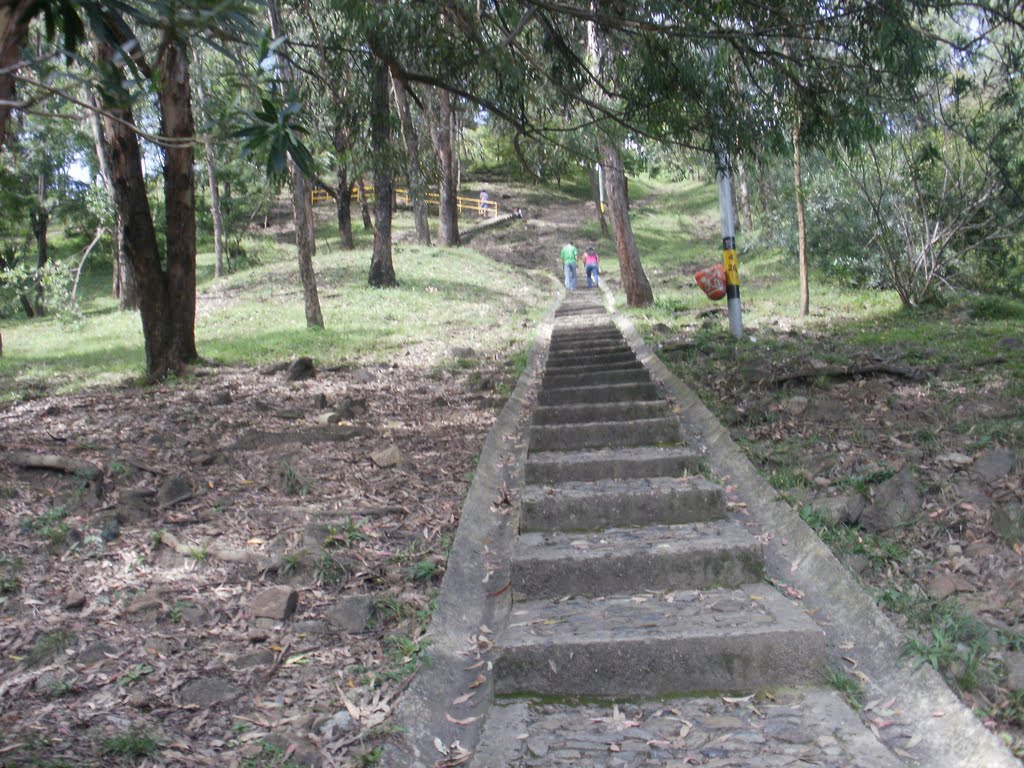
[0,357,519,765]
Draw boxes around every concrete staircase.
[494,289,827,699]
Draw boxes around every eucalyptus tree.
[2,0,262,378]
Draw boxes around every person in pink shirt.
[583,245,600,288]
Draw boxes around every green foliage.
[826,667,864,710]
[100,728,160,758]
[408,559,439,582]
[800,507,908,574]
[240,741,304,768]
[19,506,71,546]
[235,97,317,183]
[900,602,997,693]
[24,628,77,667]
[278,461,311,497]
[0,556,23,595]
[315,553,346,587]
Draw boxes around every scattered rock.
[178,676,241,708]
[264,733,321,768]
[336,397,367,419]
[804,397,847,424]
[116,488,155,523]
[926,572,958,601]
[312,393,328,409]
[292,619,329,635]
[997,336,1024,351]
[251,586,298,621]
[210,391,233,406]
[235,649,276,669]
[782,396,809,416]
[63,591,87,611]
[275,409,304,420]
[451,346,476,358]
[808,495,866,525]
[324,595,373,634]
[318,710,357,741]
[1005,651,1024,690]
[98,513,120,542]
[972,448,1019,483]
[76,641,118,665]
[937,452,974,470]
[157,476,193,508]
[371,445,404,469]
[316,411,344,426]
[125,592,164,619]
[285,357,316,382]
[992,505,1024,544]
[651,323,672,334]
[860,467,921,532]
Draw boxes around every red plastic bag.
[695,263,726,301]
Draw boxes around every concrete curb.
[379,290,559,768]
[607,289,1019,768]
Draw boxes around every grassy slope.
[0,213,554,400]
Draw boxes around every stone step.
[529,416,679,452]
[550,326,620,341]
[512,521,764,600]
[538,382,660,406]
[543,368,651,390]
[544,350,637,369]
[524,446,700,484]
[531,401,669,426]
[547,345,633,361]
[472,691,906,768]
[520,476,724,532]
[494,584,827,697]
[541,359,643,380]
[553,306,606,317]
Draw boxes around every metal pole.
[716,153,743,339]
[597,162,605,211]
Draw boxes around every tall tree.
[368,55,397,287]
[267,0,323,328]
[391,71,430,246]
[429,87,460,247]
[588,13,653,306]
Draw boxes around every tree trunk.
[0,1,32,152]
[599,141,653,307]
[432,88,459,246]
[391,71,430,246]
[193,53,224,278]
[98,49,183,380]
[268,0,323,329]
[368,57,397,287]
[90,93,139,308]
[336,164,354,249]
[159,35,199,361]
[736,153,753,232]
[32,170,48,316]
[588,163,608,238]
[291,164,325,327]
[792,117,809,316]
[358,180,373,229]
[205,137,225,278]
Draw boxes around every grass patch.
[0,210,552,401]
[826,666,864,710]
[24,628,77,667]
[100,728,160,758]
[799,507,908,574]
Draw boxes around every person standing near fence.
[560,241,578,290]
[583,245,600,288]
[479,190,490,217]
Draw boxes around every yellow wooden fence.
[311,184,498,217]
